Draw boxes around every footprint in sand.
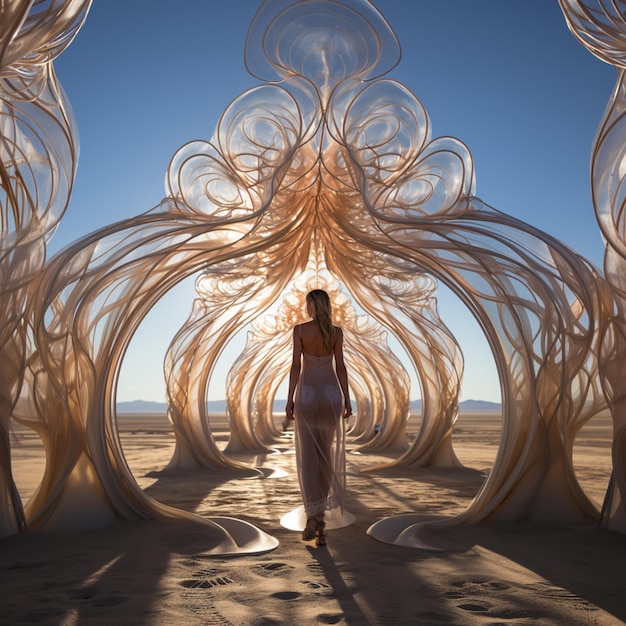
[272,591,301,600]
[300,580,330,589]
[444,578,511,598]
[179,576,233,589]
[456,600,493,613]
[484,581,510,590]
[489,607,548,620]
[316,613,344,624]
[306,562,324,574]
[252,562,294,577]
[180,593,225,625]
[451,578,511,590]
[191,567,221,578]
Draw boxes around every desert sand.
[3,411,625,625]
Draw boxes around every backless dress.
[294,343,346,518]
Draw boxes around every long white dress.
[294,349,346,517]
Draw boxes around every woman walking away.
[285,289,352,546]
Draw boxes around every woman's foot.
[315,518,326,547]
[302,517,317,541]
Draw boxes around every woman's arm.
[285,325,302,421]
[333,328,352,418]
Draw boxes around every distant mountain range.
[117,398,502,414]
[116,399,226,413]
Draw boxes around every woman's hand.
[343,402,352,419]
[286,399,295,421]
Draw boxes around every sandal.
[302,517,317,541]
[315,519,326,547]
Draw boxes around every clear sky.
[52,0,616,404]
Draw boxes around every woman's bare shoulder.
[293,322,311,331]
[333,326,344,345]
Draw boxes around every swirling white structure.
[1,0,625,552]
[559,0,626,534]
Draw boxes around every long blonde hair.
[306,289,335,353]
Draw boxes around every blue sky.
[53,1,616,404]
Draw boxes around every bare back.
[299,320,337,356]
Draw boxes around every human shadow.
[305,506,461,624]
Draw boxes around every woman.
[286,289,352,546]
